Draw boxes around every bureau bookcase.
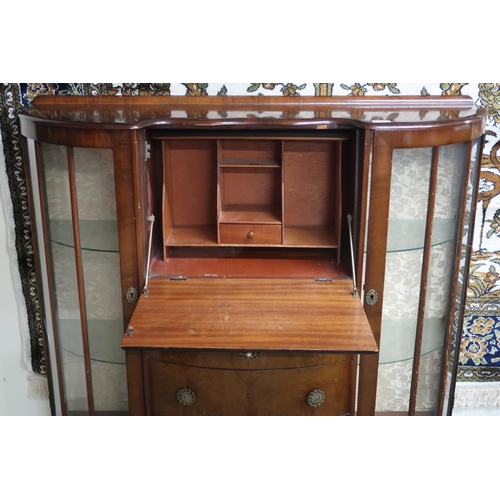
[20,95,485,415]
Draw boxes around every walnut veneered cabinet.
[20,95,485,416]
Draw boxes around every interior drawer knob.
[247,231,254,239]
[307,389,326,408]
[238,352,260,360]
[177,387,196,406]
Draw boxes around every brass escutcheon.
[238,352,260,360]
[365,289,378,306]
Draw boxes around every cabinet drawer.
[219,224,282,245]
[147,358,352,416]
[149,349,350,370]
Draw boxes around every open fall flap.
[122,278,377,354]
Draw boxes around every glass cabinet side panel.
[73,147,127,413]
[378,143,470,415]
[442,139,481,414]
[415,142,467,414]
[40,143,88,414]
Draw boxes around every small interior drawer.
[219,223,282,245]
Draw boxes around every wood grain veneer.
[21,95,485,132]
[122,278,377,353]
[147,357,352,416]
[148,349,351,370]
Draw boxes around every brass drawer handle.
[307,389,326,408]
[177,387,195,406]
[238,352,260,360]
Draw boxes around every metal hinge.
[314,277,332,282]
[145,141,151,160]
[170,276,187,281]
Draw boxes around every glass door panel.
[377,147,432,413]
[74,147,127,413]
[39,143,127,415]
[377,142,473,414]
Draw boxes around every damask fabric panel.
[2,83,499,408]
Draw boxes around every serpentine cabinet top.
[20,95,486,131]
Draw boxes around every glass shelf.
[59,319,126,365]
[379,317,446,364]
[50,220,119,253]
[385,219,456,253]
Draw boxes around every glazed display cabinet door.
[27,138,138,415]
[361,131,482,416]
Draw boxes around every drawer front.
[149,349,351,370]
[147,357,352,416]
[219,224,282,245]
